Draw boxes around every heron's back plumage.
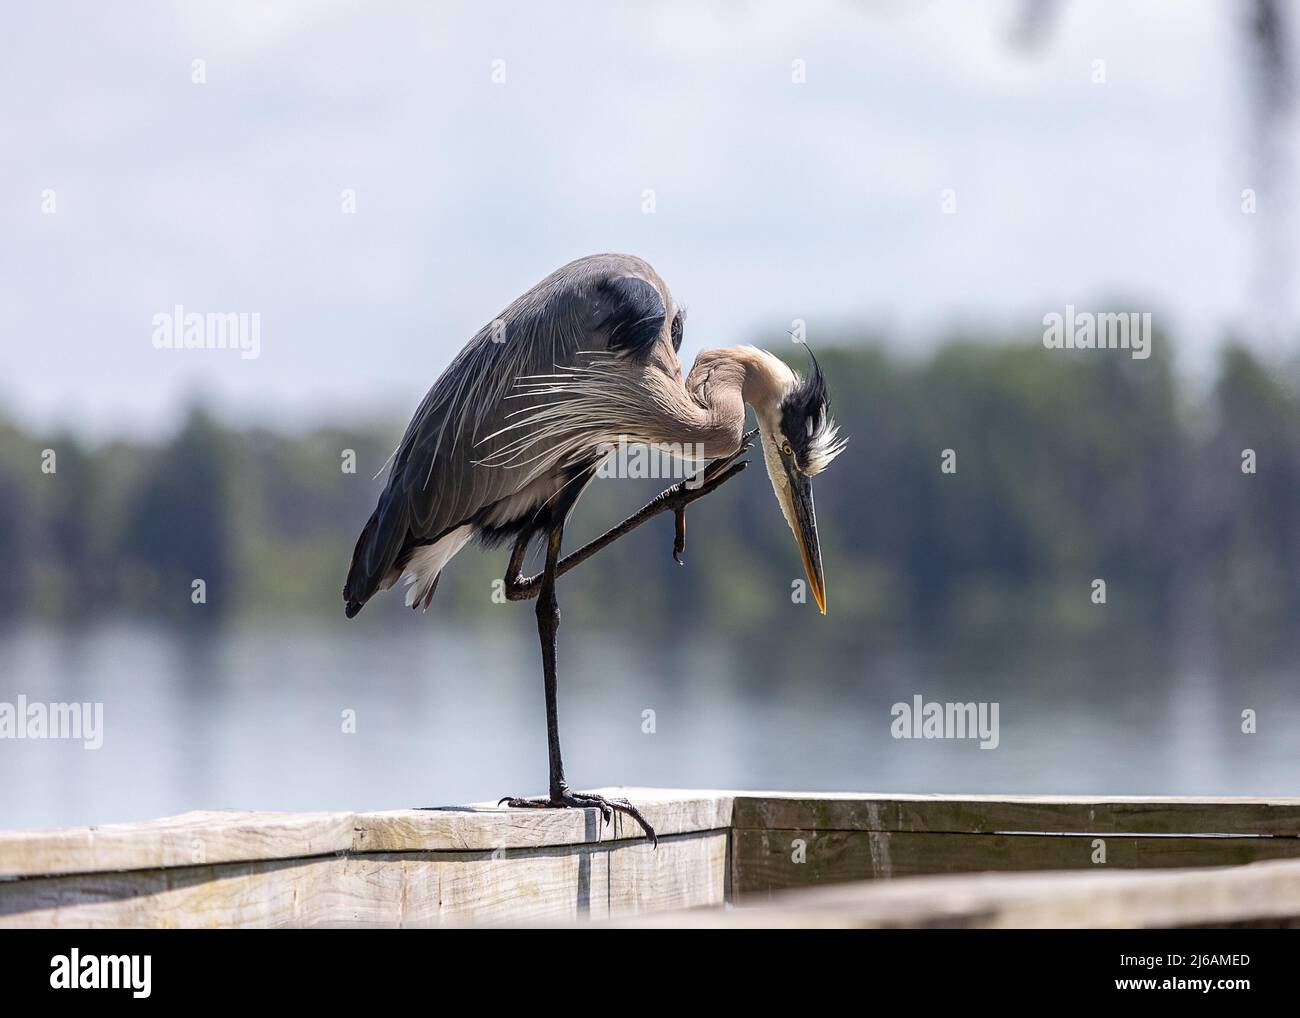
[343,253,688,616]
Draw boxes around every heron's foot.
[702,426,759,485]
[660,428,757,564]
[498,789,658,847]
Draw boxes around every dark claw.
[573,793,613,825]
[498,791,657,846]
[673,509,686,564]
[498,796,553,809]
[702,428,758,484]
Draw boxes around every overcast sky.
[2,0,1295,439]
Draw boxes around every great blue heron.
[343,253,845,842]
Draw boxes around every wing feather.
[343,253,675,614]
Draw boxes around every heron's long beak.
[785,467,826,615]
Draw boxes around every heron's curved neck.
[676,346,794,457]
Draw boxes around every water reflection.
[0,618,1296,829]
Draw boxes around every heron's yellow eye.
[781,441,793,456]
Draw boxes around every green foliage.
[0,338,1295,643]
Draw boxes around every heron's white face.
[729,346,844,614]
[755,399,833,615]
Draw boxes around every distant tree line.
[1,337,1295,645]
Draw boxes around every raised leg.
[503,428,757,601]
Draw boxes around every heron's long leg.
[502,429,755,602]
[537,523,566,799]
[501,520,659,844]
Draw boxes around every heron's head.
[748,349,847,615]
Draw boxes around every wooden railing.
[3,789,1300,927]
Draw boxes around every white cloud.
[0,0,1290,437]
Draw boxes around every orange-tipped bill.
[787,470,826,614]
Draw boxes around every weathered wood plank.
[636,856,1300,929]
[0,830,728,928]
[732,828,1300,895]
[354,787,733,853]
[0,811,356,880]
[0,789,733,880]
[732,793,1300,836]
[10,790,1300,929]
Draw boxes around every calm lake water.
[1,618,1297,830]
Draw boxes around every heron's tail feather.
[343,495,410,618]
[397,526,475,613]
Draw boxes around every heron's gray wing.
[344,253,673,613]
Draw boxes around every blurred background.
[2,0,1298,829]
